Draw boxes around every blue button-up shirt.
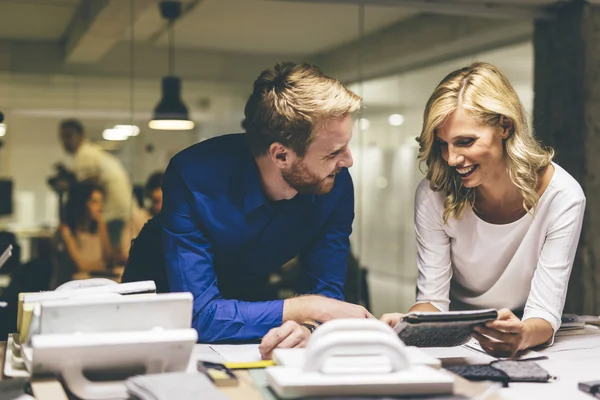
[162,134,354,343]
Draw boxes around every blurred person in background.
[58,119,140,254]
[119,172,164,262]
[144,171,164,217]
[52,181,120,287]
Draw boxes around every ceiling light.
[388,114,405,127]
[114,124,140,136]
[148,119,195,130]
[102,128,129,141]
[0,124,5,137]
[149,1,194,131]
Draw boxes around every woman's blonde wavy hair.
[417,62,554,224]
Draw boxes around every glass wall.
[349,42,533,315]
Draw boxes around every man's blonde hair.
[417,62,554,223]
[243,62,362,157]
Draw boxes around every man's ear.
[269,142,292,168]
[499,116,513,139]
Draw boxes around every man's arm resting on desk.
[258,296,371,359]
[283,295,372,323]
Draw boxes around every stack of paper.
[559,314,586,331]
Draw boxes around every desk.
[2,334,599,400]
[187,345,499,400]
[499,332,600,400]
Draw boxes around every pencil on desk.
[224,360,275,369]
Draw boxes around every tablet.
[394,309,498,347]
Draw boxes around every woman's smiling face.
[436,108,507,188]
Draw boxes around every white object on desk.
[22,280,156,304]
[462,338,546,360]
[18,292,197,400]
[545,330,600,353]
[29,329,197,400]
[209,344,262,363]
[265,319,454,399]
[274,347,442,370]
[34,292,192,335]
[5,281,160,379]
[4,334,30,378]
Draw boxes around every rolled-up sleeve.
[523,197,586,339]
[162,160,284,343]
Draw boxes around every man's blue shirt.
[162,134,354,342]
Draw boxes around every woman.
[382,62,585,357]
[52,180,115,287]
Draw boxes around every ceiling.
[0,0,79,40]
[149,0,415,55]
[0,0,569,135]
[0,0,573,57]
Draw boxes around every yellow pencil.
[223,360,275,370]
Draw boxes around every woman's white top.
[415,163,585,333]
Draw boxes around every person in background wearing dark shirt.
[162,62,371,358]
[144,172,164,217]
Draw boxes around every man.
[144,172,164,217]
[58,119,138,248]
[162,62,371,357]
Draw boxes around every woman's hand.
[380,313,404,328]
[472,308,526,358]
[94,213,106,225]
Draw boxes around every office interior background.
[0,0,597,317]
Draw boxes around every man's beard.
[282,159,337,195]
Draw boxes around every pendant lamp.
[149,1,194,130]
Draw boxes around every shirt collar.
[241,153,318,213]
[242,154,269,214]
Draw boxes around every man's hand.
[259,321,311,360]
[284,296,373,323]
[472,308,526,358]
[380,313,404,328]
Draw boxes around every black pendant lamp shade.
[149,76,194,130]
[149,1,194,130]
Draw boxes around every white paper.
[462,338,545,360]
[420,345,496,364]
[186,345,225,373]
[546,333,600,353]
[209,344,262,362]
